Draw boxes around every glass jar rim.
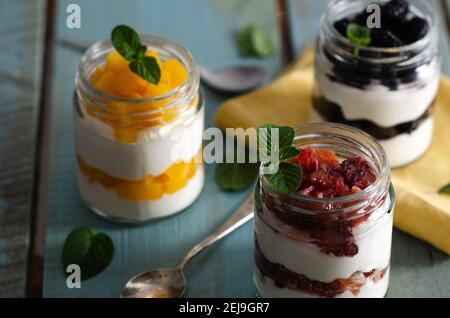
[259,122,391,208]
[76,33,200,114]
[323,0,439,55]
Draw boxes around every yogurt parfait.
[312,0,440,167]
[254,123,394,298]
[74,27,204,222]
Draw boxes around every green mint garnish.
[213,124,301,194]
[111,25,161,85]
[347,23,371,46]
[438,183,450,195]
[237,25,275,58]
[346,23,371,56]
[62,227,115,281]
[265,162,302,195]
[258,124,302,195]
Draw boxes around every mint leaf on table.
[346,23,371,46]
[438,183,450,195]
[62,227,115,281]
[215,162,259,191]
[237,25,275,58]
[111,25,161,84]
[265,162,302,195]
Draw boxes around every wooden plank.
[0,0,46,297]
[42,0,281,297]
[286,0,450,297]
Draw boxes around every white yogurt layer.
[75,107,204,179]
[76,165,204,222]
[316,70,438,127]
[254,267,390,298]
[255,197,393,283]
[379,116,434,167]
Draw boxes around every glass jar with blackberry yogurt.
[312,0,440,168]
[254,123,394,298]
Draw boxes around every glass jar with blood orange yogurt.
[74,34,204,223]
[254,123,394,298]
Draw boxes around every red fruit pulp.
[292,147,376,198]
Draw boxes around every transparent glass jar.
[312,0,440,168]
[74,35,204,223]
[254,123,394,298]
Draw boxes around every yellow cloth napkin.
[214,47,450,255]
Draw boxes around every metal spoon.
[120,193,254,298]
[57,38,268,94]
[199,65,268,94]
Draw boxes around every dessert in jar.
[254,123,394,298]
[312,0,440,168]
[74,34,204,223]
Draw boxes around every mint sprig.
[438,183,450,195]
[237,25,275,58]
[62,227,115,281]
[111,25,161,84]
[346,23,371,46]
[346,23,371,56]
[258,124,302,195]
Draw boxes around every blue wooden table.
[1,0,450,297]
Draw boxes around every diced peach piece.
[161,59,188,87]
[106,51,129,74]
[90,66,105,85]
[94,70,117,95]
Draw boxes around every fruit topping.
[404,16,429,43]
[333,0,429,48]
[337,156,377,189]
[382,0,410,23]
[370,28,404,47]
[292,147,376,198]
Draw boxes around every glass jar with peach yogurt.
[74,35,204,223]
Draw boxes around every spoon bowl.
[199,65,268,94]
[120,268,186,298]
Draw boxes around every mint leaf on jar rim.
[258,124,295,159]
[279,147,300,161]
[265,162,302,195]
[62,227,115,281]
[111,25,161,85]
[346,23,371,46]
[257,124,302,194]
[129,56,161,85]
[438,183,450,195]
[111,25,141,60]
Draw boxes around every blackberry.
[382,0,409,23]
[370,28,404,47]
[334,18,350,36]
[404,17,429,43]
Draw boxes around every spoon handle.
[176,192,254,269]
